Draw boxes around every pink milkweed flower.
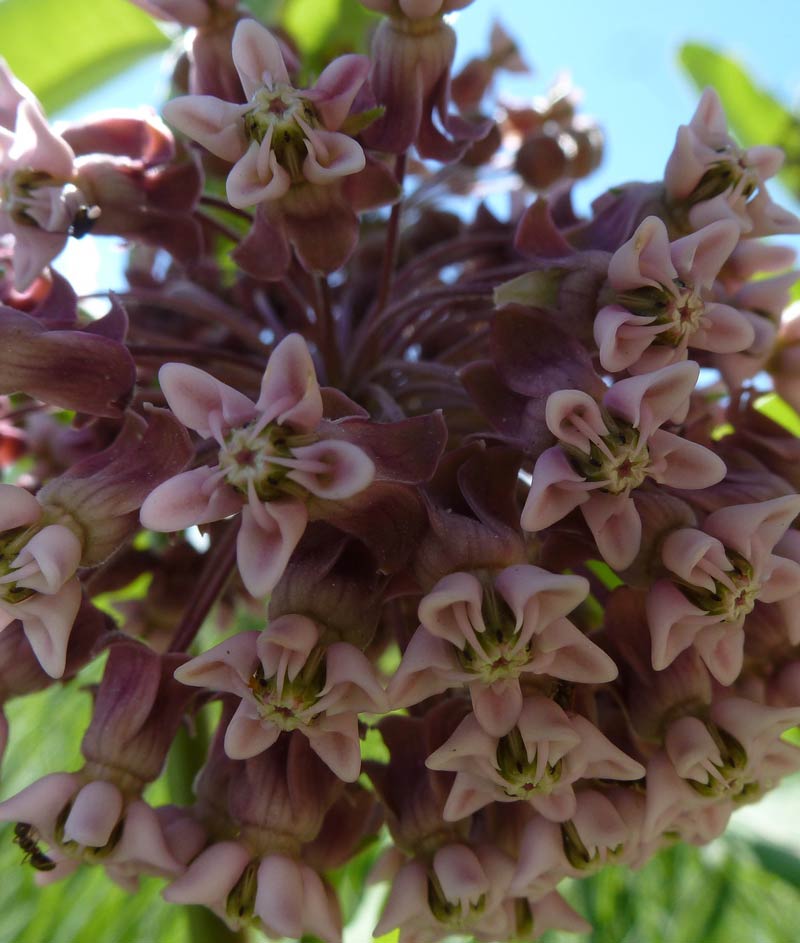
[510,789,632,898]
[643,697,800,840]
[664,87,800,237]
[0,483,82,678]
[174,615,387,781]
[594,216,754,374]
[521,361,726,570]
[425,697,644,822]
[646,494,800,685]
[163,19,367,210]
[0,774,183,890]
[373,842,516,943]
[139,333,375,598]
[387,565,618,737]
[0,97,98,291]
[165,843,343,941]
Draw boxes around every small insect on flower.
[13,821,56,871]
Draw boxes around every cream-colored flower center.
[685,552,760,623]
[456,587,531,682]
[218,422,315,501]
[247,655,325,732]
[573,424,650,496]
[496,727,564,799]
[243,86,321,182]
[0,168,94,234]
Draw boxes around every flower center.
[456,586,531,682]
[496,727,564,799]
[685,725,757,802]
[226,859,259,927]
[246,656,325,732]
[688,143,760,207]
[561,820,623,871]
[218,422,315,502]
[684,552,760,623]
[573,425,650,496]
[427,873,486,929]
[243,86,320,182]
[0,527,38,604]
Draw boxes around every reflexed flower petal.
[256,334,323,432]
[140,465,241,531]
[236,494,308,597]
[158,362,256,440]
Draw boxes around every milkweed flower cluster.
[1,2,800,941]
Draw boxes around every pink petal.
[112,799,183,874]
[236,495,307,597]
[670,220,739,288]
[494,564,589,634]
[9,525,81,594]
[9,224,68,292]
[510,817,563,895]
[530,892,592,936]
[303,129,365,184]
[386,627,458,709]
[425,713,497,771]
[531,789,578,823]
[545,389,608,452]
[691,302,755,354]
[594,305,664,373]
[224,703,281,759]
[306,713,362,782]
[258,614,319,681]
[162,95,246,162]
[232,20,289,97]
[660,528,731,591]
[374,861,427,937]
[694,623,744,685]
[11,101,75,179]
[62,781,124,847]
[432,844,489,909]
[11,577,81,678]
[647,429,726,489]
[581,492,641,570]
[256,333,323,433]
[226,136,291,208]
[418,571,484,648]
[690,88,728,137]
[704,494,800,562]
[760,555,800,603]
[288,439,375,499]
[570,715,645,780]
[173,631,259,694]
[534,617,618,683]
[520,447,592,532]
[471,678,523,738]
[441,772,495,821]
[646,580,714,670]
[0,772,80,836]
[164,841,250,905]
[300,866,341,943]
[664,124,709,200]
[140,466,242,531]
[607,216,676,292]
[0,482,41,531]
[159,362,255,440]
[318,643,387,714]
[307,54,370,130]
[665,716,722,780]
[255,855,305,939]
[604,361,698,438]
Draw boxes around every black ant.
[13,822,56,872]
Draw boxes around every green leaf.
[280,0,375,69]
[0,0,169,114]
[678,44,800,198]
[755,392,800,436]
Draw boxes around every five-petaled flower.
[520,361,726,570]
[139,333,375,598]
[163,18,368,209]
